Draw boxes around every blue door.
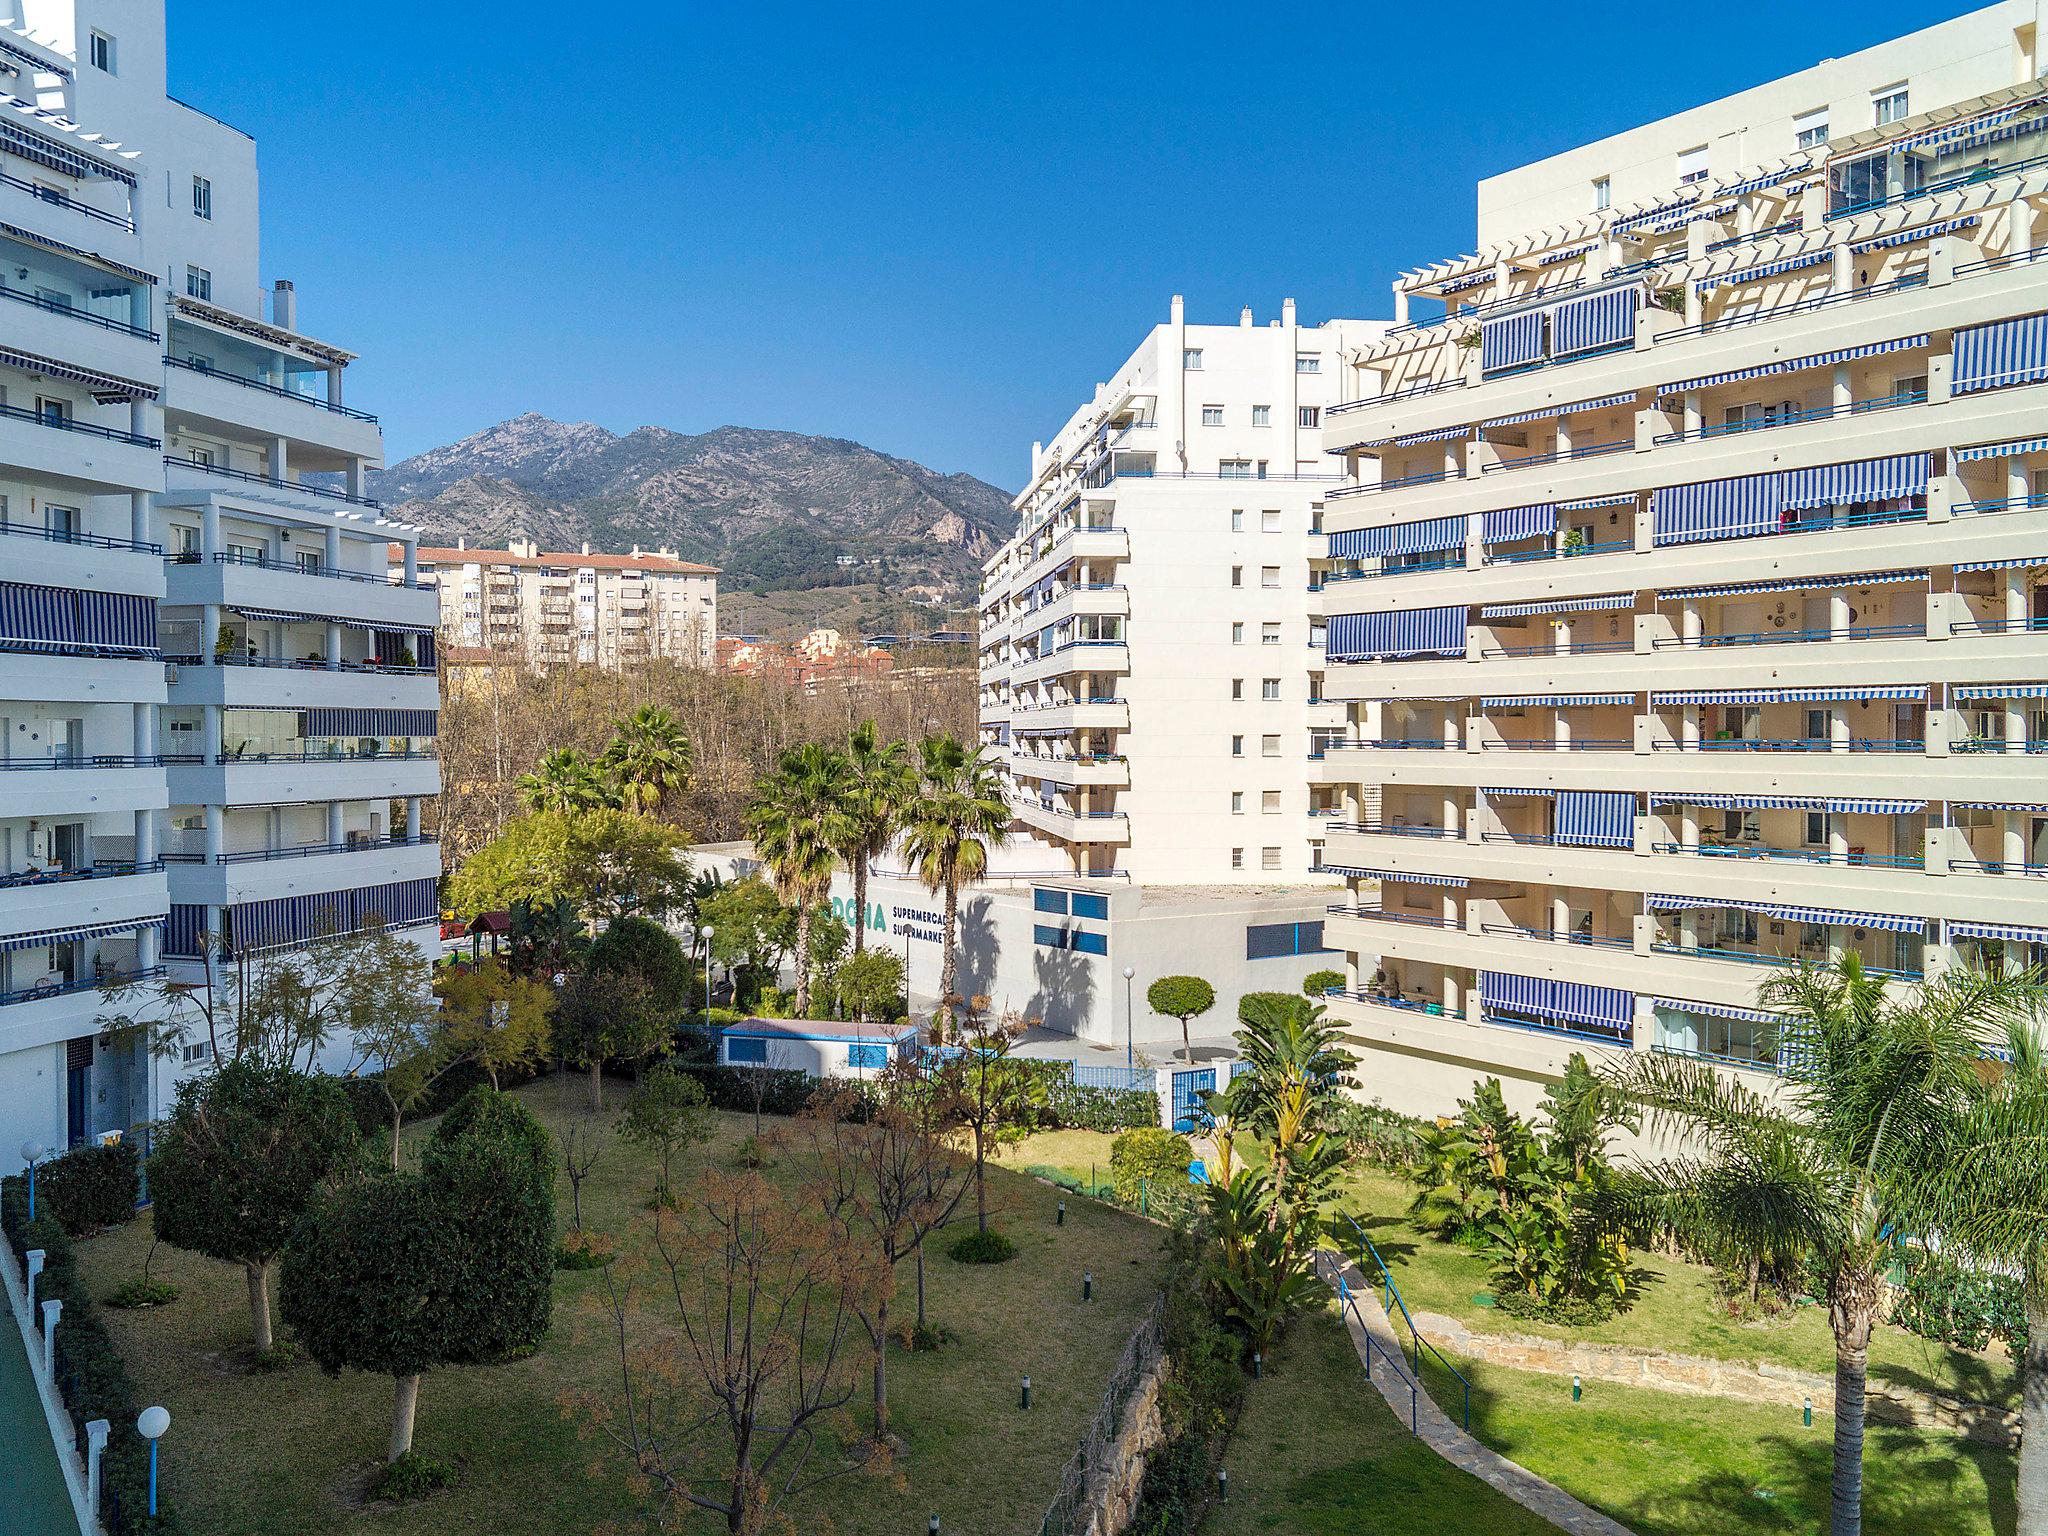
[1171,1068,1216,1133]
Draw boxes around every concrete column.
[1442,714,1459,750]
[347,459,367,501]
[1827,924,1849,963]
[325,525,342,572]
[130,492,149,548]
[326,622,343,669]
[405,797,422,841]
[1554,712,1571,750]
[1555,416,1573,459]
[327,802,344,847]
[1680,807,1700,849]
[1682,704,1702,749]
[2006,704,2027,755]
[269,435,289,484]
[1831,245,1854,294]
[201,602,221,660]
[1832,364,1851,411]
[1683,391,1703,436]
[1678,912,1698,951]
[203,805,223,864]
[1829,818,1850,864]
[1681,602,1703,645]
[1446,793,1463,839]
[403,542,419,584]
[201,703,220,761]
[200,501,220,558]
[1550,894,1569,938]
[1831,709,1851,754]
[2011,457,2034,511]
[2006,569,2029,626]
[2004,811,2026,870]
[1443,971,1460,1017]
[85,1421,109,1512]
[1553,619,1572,656]
[1829,591,1851,641]
[1392,286,1410,325]
[2012,199,2040,256]
[326,365,343,407]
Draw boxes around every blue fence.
[1346,1215,1471,1432]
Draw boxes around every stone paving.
[1317,1251,1638,1536]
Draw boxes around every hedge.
[0,1178,178,1533]
[11,1142,140,1236]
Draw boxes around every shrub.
[1326,1099,1425,1170]
[1300,969,1345,999]
[1495,1289,1619,1327]
[372,1451,454,1502]
[1110,1128,1195,1206]
[18,1141,140,1236]
[1892,1245,2027,1355]
[554,1230,616,1270]
[105,1278,179,1309]
[948,1229,1016,1264]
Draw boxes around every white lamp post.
[1121,966,1135,1068]
[18,1140,43,1221]
[700,926,715,1017]
[137,1405,170,1517]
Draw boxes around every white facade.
[978,298,1387,885]
[0,0,440,1173]
[409,537,718,670]
[1317,2,2048,1125]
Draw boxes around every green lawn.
[75,1077,1171,1536]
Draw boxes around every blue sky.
[168,1,1971,490]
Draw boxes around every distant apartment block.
[405,537,718,670]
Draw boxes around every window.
[1072,892,1108,920]
[847,1043,887,1071]
[44,504,76,540]
[1260,622,1281,645]
[1033,887,1069,915]
[1033,923,1069,950]
[1260,566,1280,589]
[1071,930,1108,956]
[1219,458,1254,478]
[1251,405,1271,427]
[1231,621,1245,644]
[1260,734,1280,757]
[1591,175,1611,212]
[1872,84,1909,125]
[89,30,114,73]
[192,175,212,220]
[1261,509,1281,533]
[1298,405,1320,429]
[727,1037,767,1065]
[1261,847,1282,871]
[1793,107,1829,150]
[1230,565,1243,587]
[1201,405,1224,427]
[1230,509,1244,531]
[1296,354,1320,374]
[1231,734,1244,757]
[1261,790,1281,814]
[1676,146,1708,185]
[1231,678,1245,700]
[36,396,70,425]
[1246,920,1328,959]
[180,1040,213,1066]
[1231,791,1245,814]
[1805,708,1831,741]
[1805,812,1832,847]
[185,265,212,301]
[1261,678,1280,700]
[1231,848,1245,870]
[1183,348,1204,370]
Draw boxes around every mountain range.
[371,414,1018,625]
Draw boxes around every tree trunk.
[245,1260,273,1354]
[915,1241,928,1329]
[974,1125,988,1234]
[794,900,814,1018]
[589,1056,604,1114]
[390,1372,420,1462]
[1829,1267,1880,1536]
[852,859,869,956]
[389,1104,404,1171]
[939,876,960,1018]
[872,1295,890,1438]
[1180,1018,1191,1064]
[2020,1278,2048,1536]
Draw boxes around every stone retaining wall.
[1080,1358,1167,1536]
[1412,1309,2018,1448]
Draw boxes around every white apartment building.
[0,0,439,1173]
[406,538,718,670]
[979,297,1385,885]
[1315,2,2048,1124]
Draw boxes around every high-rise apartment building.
[0,1,438,1171]
[979,297,1385,884]
[1314,2,2048,1122]
[406,538,718,670]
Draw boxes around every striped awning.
[1480,392,1636,430]
[1480,693,1635,707]
[1659,568,1923,602]
[1481,593,1635,618]
[1950,920,2048,946]
[1550,287,1639,357]
[1851,216,1977,254]
[1480,310,1545,373]
[1651,473,1782,545]
[1653,996,1778,1025]
[0,580,77,649]
[1646,893,1924,934]
[1652,685,1925,705]
[1954,684,2048,700]
[1956,557,2048,573]
[1557,790,1635,848]
[0,344,156,401]
[0,113,136,185]
[235,605,323,626]
[1440,268,1497,295]
[79,591,155,653]
[1613,193,1702,233]
[1559,493,1637,512]
[300,708,439,737]
[1955,801,2048,811]
[1657,334,1926,395]
[1955,436,2048,463]
[1882,100,2046,157]
[0,220,153,285]
[1480,503,1557,544]
[1652,792,1924,814]
[1329,867,1467,887]
[0,37,70,79]
[1392,424,1473,446]
[1710,163,1814,200]
[1536,243,1599,267]
[1954,313,2048,395]
[1328,515,1467,559]
[1779,453,1928,513]
[1326,606,1468,661]
[0,917,159,954]
[1481,969,1634,1032]
[1482,786,1555,796]
[1696,249,1833,294]
[227,877,440,956]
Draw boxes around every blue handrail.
[1332,1266,1420,1434]
[1345,1215,1471,1431]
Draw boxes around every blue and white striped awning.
[1709,163,1814,200]
[1955,313,2048,395]
[1537,242,1598,267]
[1328,515,1468,559]
[1954,683,2048,700]
[235,605,324,625]
[1558,790,1636,848]
[1956,557,2048,573]
[1696,249,1833,294]
[79,591,155,653]
[1480,693,1635,707]
[1325,606,1468,661]
[1885,101,2045,156]
[1659,568,1924,602]
[1480,392,1636,430]
[301,708,439,737]
[1481,969,1634,1032]
[1613,193,1702,233]
[1646,893,1924,934]
[1480,593,1636,618]
[1658,334,1927,395]
[1851,216,1977,254]
[1652,684,1925,705]
[1954,436,2048,463]
[1392,423,1473,446]
[1551,287,1639,357]
[1955,801,2048,811]
[1651,473,1782,545]
[1646,892,1739,911]
[1480,309,1545,373]
[0,917,160,954]
[1328,867,1467,887]
[1653,996,1780,1025]
[1949,919,2048,946]
[1480,503,1557,544]
[0,580,81,651]
[1482,786,1555,796]
[1440,267,1497,295]
[1559,493,1637,512]
[1779,452,1928,513]
[1652,792,1924,814]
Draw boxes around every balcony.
[1012,800,1130,844]
[0,168,136,236]
[163,655,438,714]
[1009,641,1130,689]
[0,398,162,495]
[1008,698,1130,733]
[163,456,380,513]
[168,750,441,807]
[167,836,441,909]
[1008,753,1130,788]
[1651,389,1926,448]
[166,552,440,630]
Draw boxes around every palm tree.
[603,705,693,818]
[899,734,1008,1027]
[1606,956,2040,1536]
[515,747,614,814]
[742,742,852,1018]
[1917,986,2048,1536]
[837,720,914,954]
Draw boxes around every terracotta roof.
[391,541,718,576]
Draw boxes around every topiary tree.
[1301,969,1345,1000]
[149,1059,362,1356]
[1147,975,1216,1064]
[589,913,691,999]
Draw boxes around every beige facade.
[1316,3,2048,1123]
[406,538,718,670]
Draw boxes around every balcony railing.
[1953,242,2048,280]
[167,834,438,866]
[1830,150,2048,221]
[1326,821,1462,839]
[1952,618,2048,637]
[206,747,438,764]
[1651,736,1921,753]
[1481,438,1632,474]
[1653,939,1921,981]
[1483,641,1633,657]
[0,859,163,889]
[1653,622,1921,650]
[1951,738,2048,754]
[1950,857,2048,878]
[1649,840,1924,870]
[165,455,381,509]
[0,170,133,230]
[1324,904,1464,931]
[165,355,378,422]
[164,653,435,676]
[1327,988,1468,1020]
[1654,388,1926,446]
[1957,492,2048,516]
[0,753,162,771]
[1651,269,1927,346]
[1478,923,1633,951]
[1483,537,1633,566]
[171,549,433,589]
[0,282,154,339]
[1328,375,1469,416]
[0,516,159,554]
[0,964,163,1010]
[1480,737,1632,751]
[0,398,157,448]
[1334,465,1463,497]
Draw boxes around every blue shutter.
[1651,473,1784,545]
[1480,503,1557,544]
[1479,310,1544,374]
[1325,607,1466,661]
[78,591,157,654]
[1954,313,2048,394]
[1327,515,1466,559]
[1777,453,1928,512]
[1549,287,1639,357]
[1556,790,1634,848]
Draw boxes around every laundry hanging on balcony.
[1953,312,2048,394]
[1325,606,1467,661]
[1327,515,1468,559]
[1555,790,1636,847]
[1480,970,1634,1034]
[1480,502,1557,543]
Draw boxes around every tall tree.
[1607,957,2039,1536]
[939,1010,1037,1236]
[743,742,853,1018]
[899,734,1007,1025]
[603,704,694,819]
[837,719,914,955]
[449,808,689,924]
[432,959,556,1090]
[516,746,616,813]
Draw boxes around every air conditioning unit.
[164,663,180,684]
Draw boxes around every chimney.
[1282,297,1297,328]
[457,535,466,550]
[581,541,591,556]
[1239,305,1253,328]
[1169,294,1184,324]
[271,279,296,330]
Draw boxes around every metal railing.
[163,455,381,508]
[165,354,377,420]
[1343,1217,1471,1432]
[1950,857,2048,877]
[1334,465,1463,497]
[0,516,159,553]
[1956,492,2048,516]
[1327,989,1467,1019]
[162,653,435,676]
[0,963,163,1009]
[0,282,154,338]
[1654,388,1924,446]
[1328,374,1469,415]
[1480,736,1631,750]
[1483,536,1632,565]
[1325,905,1463,931]
[1952,618,2048,637]
[202,834,438,865]
[1036,1293,1165,1536]
[1482,437,1632,473]
[176,550,430,588]
[0,170,133,229]
[1479,923,1633,950]
[0,859,162,889]
[0,398,156,447]
[1651,269,1927,345]
[1654,621,1922,650]
[1650,840,1924,870]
